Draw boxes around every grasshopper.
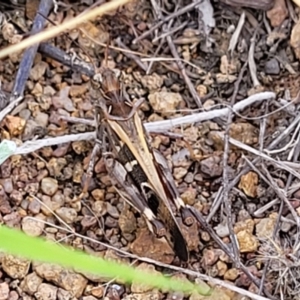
[89,67,196,261]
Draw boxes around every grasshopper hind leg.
[114,186,167,238]
[164,216,189,262]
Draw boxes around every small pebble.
[224,268,239,281]
[20,272,43,295]
[28,198,41,214]
[55,207,77,224]
[2,255,30,279]
[265,58,280,75]
[34,112,49,127]
[19,109,31,120]
[106,202,119,219]
[105,216,118,228]
[41,177,58,196]
[8,291,18,300]
[173,167,188,180]
[57,288,72,300]
[91,189,105,201]
[0,178,13,193]
[30,61,47,81]
[22,215,45,237]
[81,216,97,230]
[0,282,9,300]
[35,283,57,300]
[183,172,194,184]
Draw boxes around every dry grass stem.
[0,0,130,59]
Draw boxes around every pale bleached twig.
[253,199,280,217]
[14,132,95,155]
[144,91,276,132]
[228,11,245,54]
[248,31,261,87]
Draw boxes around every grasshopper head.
[92,68,121,97]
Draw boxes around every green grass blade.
[0,226,211,295]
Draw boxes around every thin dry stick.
[12,0,53,98]
[221,61,248,266]
[263,12,272,34]
[115,37,148,72]
[253,199,280,217]
[225,95,296,121]
[144,91,275,132]
[152,21,188,43]
[265,120,300,156]
[146,38,164,74]
[248,29,261,87]
[268,112,300,150]
[228,10,245,54]
[39,43,95,77]
[275,55,296,75]
[206,186,224,222]
[0,0,130,59]
[287,120,300,160]
[258,102,268,152]
[59,116,95,126]
[14,132,95,155]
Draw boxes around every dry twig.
[144,91,275,132]
[221,61,248,265]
